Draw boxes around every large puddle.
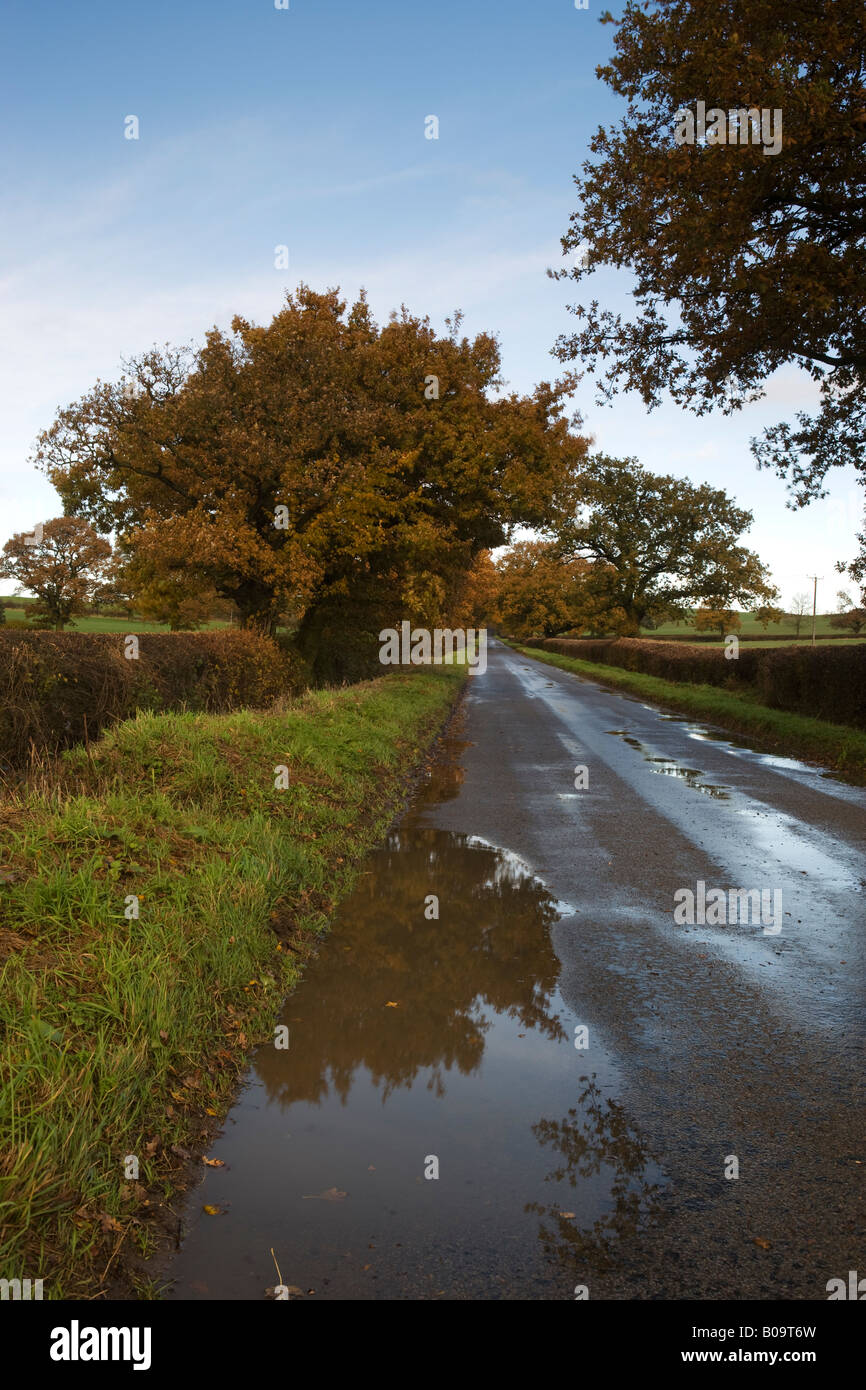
[168,733,665,1299]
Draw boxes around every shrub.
[529,637,866,729]
[0,629,300,772]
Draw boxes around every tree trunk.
[229,581,279,636]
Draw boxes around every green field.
[0,598,230,634]
[640,613,857,645]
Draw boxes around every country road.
[171,639,865,1301]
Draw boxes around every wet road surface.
[170,640,865,1300]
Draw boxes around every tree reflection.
[526,1077,667,1272]
[255,829,566,1107]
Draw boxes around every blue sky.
[0,0,860,608]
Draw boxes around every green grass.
[0,665,465,1298]
[509,643,866,781]
[640,612,855,644]
[0,603,230,634]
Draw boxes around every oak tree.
[552,0,866,540]
[0,517,112,630]
[554,455,778,633]
[35,288,587,677]
[693,606,742,640]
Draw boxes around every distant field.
[0,600,230,634]
[640,613,860,645]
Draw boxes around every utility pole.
[807,575,822,646]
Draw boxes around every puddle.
[605,732,730,799]
[168,750,664,1299]
[644,758,730,799]
[757,754,818,774]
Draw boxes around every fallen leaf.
[205,1107,218,1116]
[385,1001,399,1008]
[302,1187,347,1201]
[753,1237,771,1251]
[559,1212,576,1219]
[99,1213,124,1233]
[202,1157,225,1167]
[121,1183,150,1206]
[171,1144,192,1160]
[203,1205,224,1216]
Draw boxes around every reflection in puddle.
[605,731,730,799]
[646,758,730,798]
[527,1079,665,1273]
[169,764,665,1299]
[758,754,816,774]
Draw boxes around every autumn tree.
[754,603,785,631]
[831,590,866,635]
[552,0,866,553]
[35,287,587,679]
[450,550,501,630]
[494,540,631,639]
[495,541,589,639]
[108,540,215,630]
[134,579,217,631]
[554,456,778,634]
[693,606,742,640]
[0,517,112,630]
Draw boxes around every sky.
[0,0,860,610]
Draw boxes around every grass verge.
[0,665,465,1298]
[508,643,866,781]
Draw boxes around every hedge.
[0,630,299,772]
[528,637,866,730]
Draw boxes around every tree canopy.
[494,539,629,639]
[0,517,112,630]
[554,455,777,632]
[552,0,866,528]
[35,287,587,676]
